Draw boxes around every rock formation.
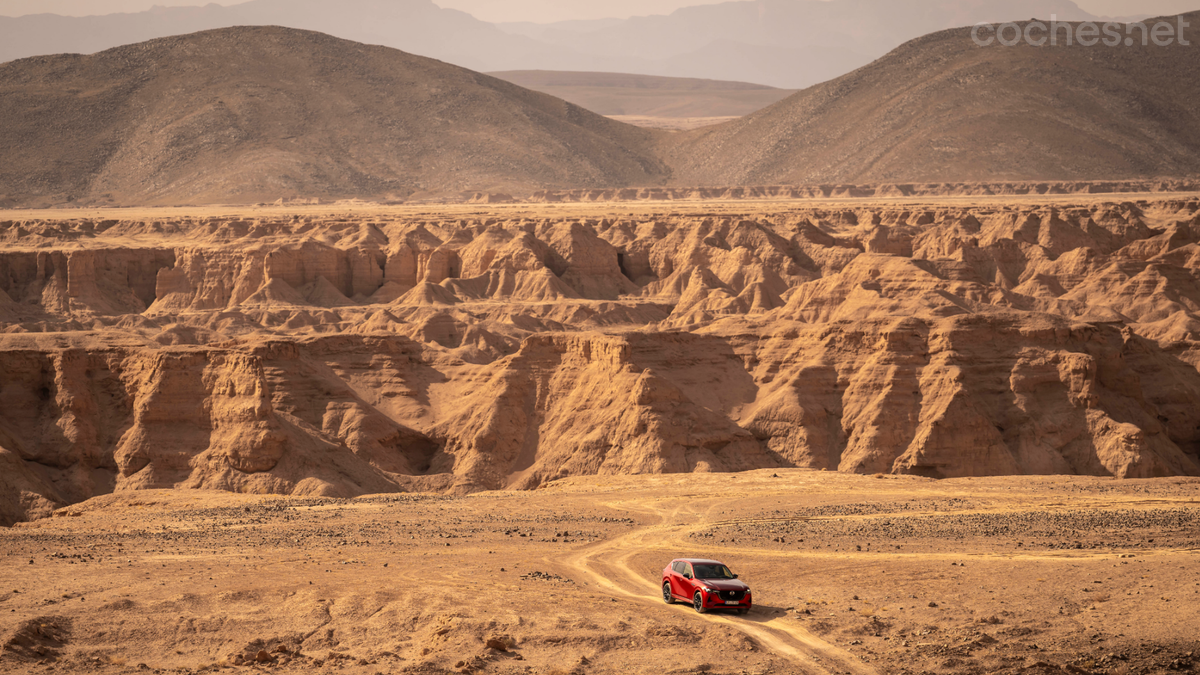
[3,198,1200,524]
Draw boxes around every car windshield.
[693,564,734,579]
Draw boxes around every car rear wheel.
[738,608,750,615]
[693,591,707,614]
[662,583,674,604]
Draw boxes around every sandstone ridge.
[3,197,1200,523]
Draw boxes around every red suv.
[662,558,751,614]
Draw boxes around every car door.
[679,562,696,599]
[669,561,686,599]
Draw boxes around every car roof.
[674,558,725,565]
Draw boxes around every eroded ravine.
[7,199,1200,525]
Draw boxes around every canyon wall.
[3,199,1200,523]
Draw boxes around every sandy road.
[557,498,877,675]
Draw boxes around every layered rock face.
[3,198,1200,523]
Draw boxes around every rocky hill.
[3,195,1200,523]
[665,13,1200,185]
[5,18,1200,207]
[0,26,667,207]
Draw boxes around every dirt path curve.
[557,498,878,675]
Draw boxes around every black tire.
[693,591,707,614]
[738,608,750,615]
[663,583,674,604]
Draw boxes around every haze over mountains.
[488,71,795,118]
[497,0,1107,88]
[0,0,1111,88]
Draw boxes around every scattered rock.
[485,637,511,652]
[0,616,71,663]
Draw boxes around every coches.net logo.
[972,15,1191,48]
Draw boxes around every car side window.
[682,562,692,577]
[671,561,684,575]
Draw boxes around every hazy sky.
[1,0,1198,22]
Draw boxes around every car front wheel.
[663,583,674,604]
[693,591,707,614]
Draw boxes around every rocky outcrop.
[0,337,447,526]
[3,199,1200,523]
[434,333,771,492]
[734,314,1200,479]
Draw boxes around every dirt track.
[565,498,874,675]
[2,470,1198,675]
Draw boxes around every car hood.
[697,579,749,592]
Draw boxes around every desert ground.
[2,470,1199,675]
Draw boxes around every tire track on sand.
[559,499,877,675]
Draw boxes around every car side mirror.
[683,573,692,580]
[733,574,739,579]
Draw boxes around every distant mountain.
[487,71,795,117]
[493,0,1105,87]
[0,0,214,15]
[1,0,1108,88]
[5,13,1199,207]
[664,13,1200,184]
[0,0,568,71]
[0,27,667,207]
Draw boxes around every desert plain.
[2,470,1199,675]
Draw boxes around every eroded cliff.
[3,197,1200,523]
